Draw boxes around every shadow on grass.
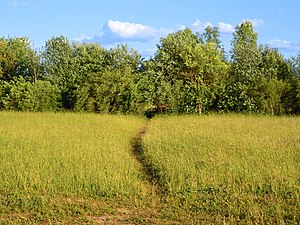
[130,121,168,196]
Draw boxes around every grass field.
[0,112,299,224]
[0,112,157,223]
[142,114,300,223]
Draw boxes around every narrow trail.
[91,121,173,224]
[130,120,164,196]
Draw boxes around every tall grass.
[1,112,299,223]
[0,112,146,199]
[142,114,300,223]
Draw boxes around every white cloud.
[243,18,264,28]
[268,39,291,48]
[192,20,234,33]
[75,20,169,45]
[7,0,36,7]
[177,24,187,31]
[267,39,300,51]
[192,20,213,32]
[218,22,235,33]
[107,20,158,41]
[73,34,92,42]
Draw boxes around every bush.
[0,77,61,111]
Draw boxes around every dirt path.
[130,120,160,195]
[88,119,177,224]
[89,121,166,224]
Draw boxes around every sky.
[1,0,299,58]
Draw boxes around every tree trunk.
[198,101,202,114]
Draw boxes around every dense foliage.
[1,21,300,114]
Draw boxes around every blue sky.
[1,0,299,58]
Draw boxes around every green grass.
[1,112,299,224]
[0,112,156,223]
[142,114,300,224]
[0,112,148,197]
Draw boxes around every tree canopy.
[1,21,299,115]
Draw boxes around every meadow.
[0,112,156,223]
[0,112,299,224]
[142,115,300,223]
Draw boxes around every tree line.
[1,21,300,115]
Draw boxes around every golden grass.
[0,112,147,198]
[1,112,299,223]
[142,114,300,223]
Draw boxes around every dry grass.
[1,112,299,224]
[0,112,155,223]
[142,114,300,223]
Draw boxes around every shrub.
[0,77,61,111]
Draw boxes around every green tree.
[28,80,61,111]
[105,44,141,72]
[74,44,141,113]
[259,46,290,114]
[0,77,60,111]
[73,42,106,77]
[155,28,227,113]
[89,67,135,113]
[232,20,258,46]
[284,54,300,113]
[199,26,224,55]
[0,37,38,81]
[73,42,107,111]
[221,21,262,112]
[42,36,78,109]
